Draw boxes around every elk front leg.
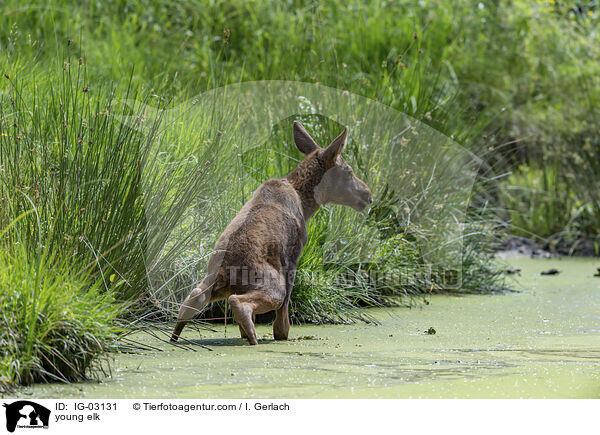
[273,266,295,341]
[274,301,290,340]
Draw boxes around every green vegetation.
[0,230,121,392]
[500,164,575,239]
[1,0,598,389]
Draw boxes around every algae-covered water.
[16,257,600,398]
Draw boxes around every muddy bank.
[501,235,599,257]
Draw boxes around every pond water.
[14,256,600,398]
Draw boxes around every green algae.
[10,256,600,398]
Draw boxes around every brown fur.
[170,122,372,345]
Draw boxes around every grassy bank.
[0,223,121,392]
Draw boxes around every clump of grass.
[561,128,600,250]
[498,150,599,255]
[499,163,576,239]
[0,232,121,392]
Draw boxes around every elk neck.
[285,152,326,221]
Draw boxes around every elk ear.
[322,126,348,168]
[293,121,319,155]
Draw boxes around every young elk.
[170,122,373,345]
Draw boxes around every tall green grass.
[500,163,575,239]
[0,0,478,139]
[0,57,218,305]
[3,1,598,250]
[498,161,599,254]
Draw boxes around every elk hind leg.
[229,291,279,345]
[170,280,212,342]
[238,313,255,339]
